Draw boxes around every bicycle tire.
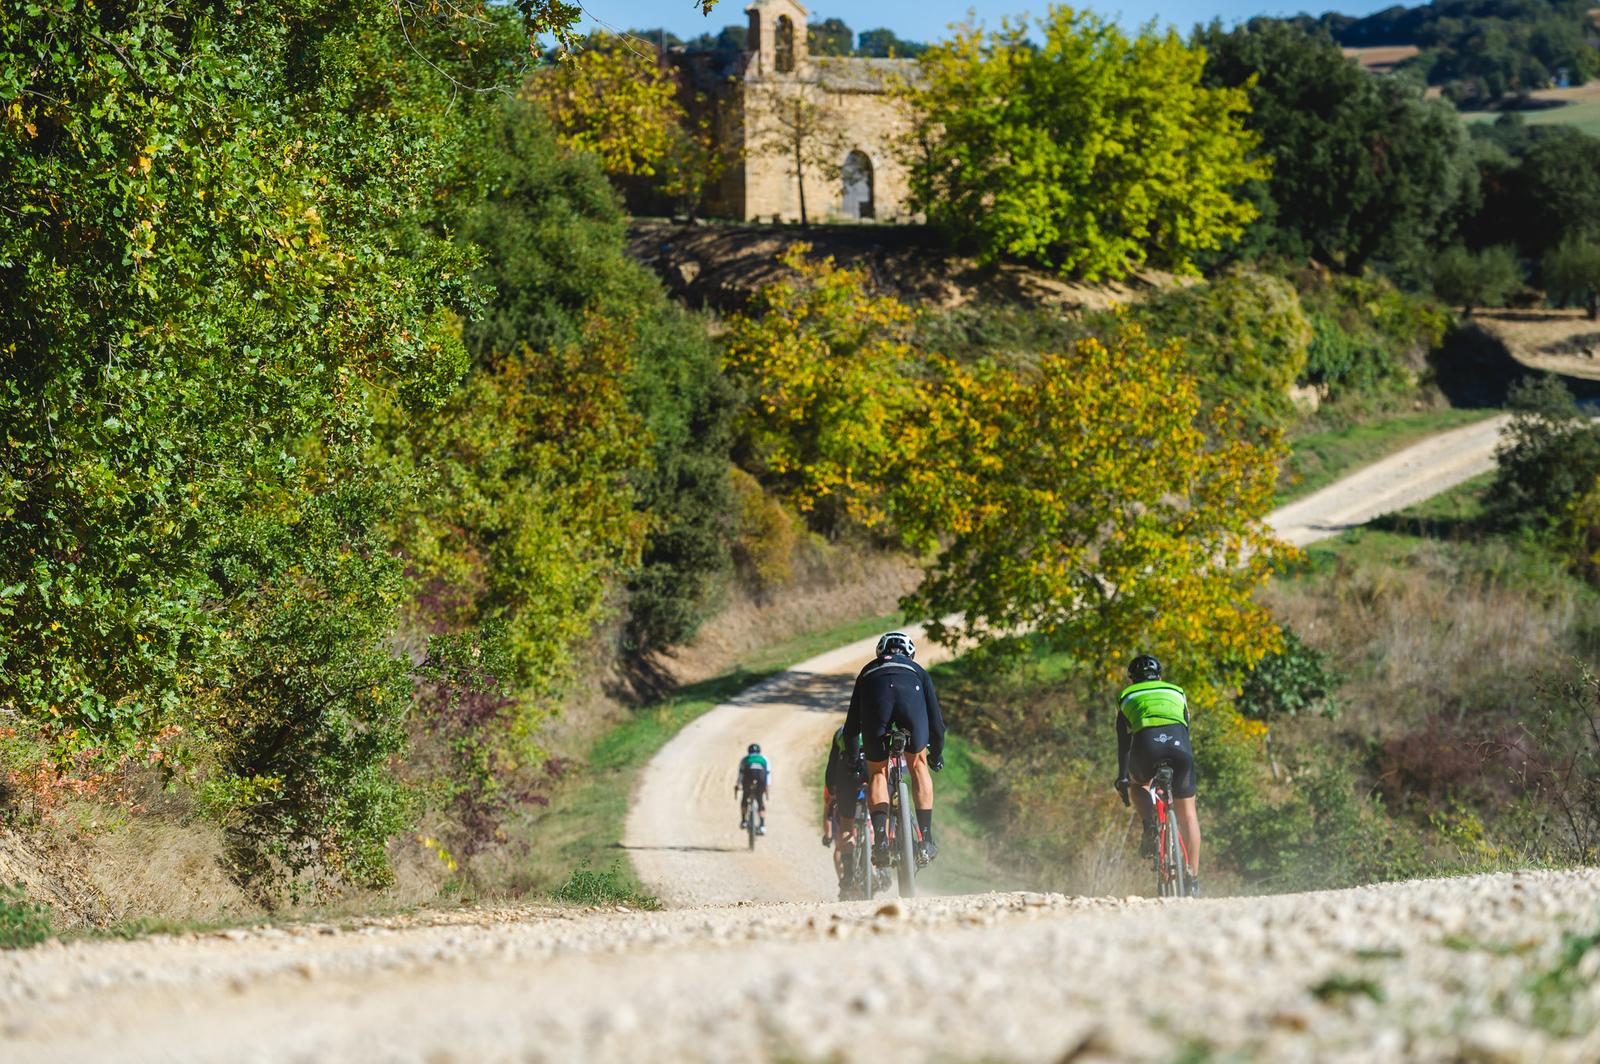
[858,826,873,900]
[747,798,757,851]
[1165,804,1186,898]
[895,775,917,898]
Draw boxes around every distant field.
[1461,81,1600,138]
[1342,45,1420,74]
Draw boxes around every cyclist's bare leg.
[908,749,934,810]
[1173,796,1201,876]
[1129,776,1155,824]
[866,758,890,806]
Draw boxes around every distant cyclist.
[822,725,868,898]
[1114,654,1201,896]
[844,631,945,868]
[736,742,770,835]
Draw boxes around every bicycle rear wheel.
[1164,805,1186,898]
[895,776,917,898]
[747,799,757,850]
[857,829,873,900]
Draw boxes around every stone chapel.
[674,0,920,223]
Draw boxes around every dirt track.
[1268,415,1511,546]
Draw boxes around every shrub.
[1565,477,1600,586]
[1488,375,1600,530]
[1514,666,1600,864]
[1129,270,1311,435]
[0,884,51,950]
[552,860,662,910]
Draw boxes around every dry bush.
[1263,542,1594,744]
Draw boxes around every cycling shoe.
[918,837,939,866]
[871,841,892,868]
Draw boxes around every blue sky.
[578,1,1403,42]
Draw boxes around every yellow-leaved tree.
[724,249,1293,688]
[522,33,721,212]
[722,245,927,539]
[903,326,1294,685]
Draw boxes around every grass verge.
[1279,408,1499,504]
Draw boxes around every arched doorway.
[775,15,795,73]
[841,151,874,219]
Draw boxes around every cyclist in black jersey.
[843,631,946,868]
[822,725,869,898]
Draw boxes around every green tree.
[1432,245,1522,315]
[809,18,854,56]
[453,99,732,657]
[1488,376,1600,529]
[1195,19,1477,274]
[523,32,722,213]
[1543,235,1600,321]
[905,7,1265,280]
[857,28,926,57]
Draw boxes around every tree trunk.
[1586,288,1598,322]
[1265,728,1281,783]
[794,139,808,227]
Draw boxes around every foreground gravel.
[3,869,1599,1062]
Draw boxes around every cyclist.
[1114,654,1201,897]
[736,742,771,835]
[843,630,945,869]
[822,725,868,899]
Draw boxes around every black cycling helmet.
[1128,654,1161,682]
[876,630,916,659]
[748,742,761,754]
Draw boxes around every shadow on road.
[733,670,854,713]
[619,844,742,854]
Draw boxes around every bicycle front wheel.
[895,776,917,898]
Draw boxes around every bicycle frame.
[1144,767,1190,897]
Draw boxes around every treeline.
[1298,0,1600,102]
[626,19,927,58]
[0,2,729,892]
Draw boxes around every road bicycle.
[842,780,876,899]
[741,786,763,851]
[882,724,922,898]
[1122,764,1189,898]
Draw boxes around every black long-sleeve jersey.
[843,651,946,762]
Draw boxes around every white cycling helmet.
[876,631,915,659]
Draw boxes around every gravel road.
[625,628,956,907]
[1269,415,1511,546]
[4,870,1598,1062]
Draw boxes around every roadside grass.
[1278,408,1499,505]
[521,612,906,902]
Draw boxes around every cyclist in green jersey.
[1114,654,1201,895]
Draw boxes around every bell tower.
[745,0,810,77]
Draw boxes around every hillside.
[627,220,1183,312]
